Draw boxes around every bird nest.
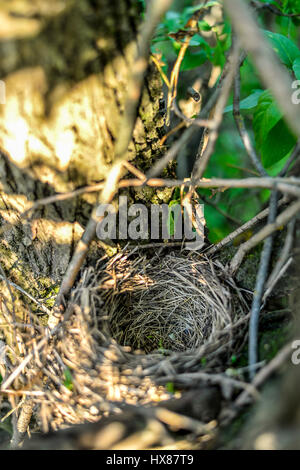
[101,252,239,353]
[2,249,249,435]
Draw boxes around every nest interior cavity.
[97,251,239,354]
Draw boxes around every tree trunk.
[0,0,166,330]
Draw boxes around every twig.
[122,161,146,181]
[229,197,300,275]
[10,398,34,448]
[263,218,295,300]
[264,258,293,303]
[166,36,193,126]
[223,0,300,139]
[150,54,170,88]
[0,303,75,391]
[235,342,292,408]
[140,176,300,197]
[159,122,186,146]
[165,8,206,126]
[154,407,216,435]
[0,275,52,315]
[251,0,300,17]
[1,390,45,396]
[233,69,267,177]
[201,195,241,226]
[128,241,183,250]
[172,101,214,128]
[191,42,240,182]
[146,81,226,179]
[248,190,278,380]
[156,372,258,399]
[146,127,197,179]
[279,141,300,177]
[224,163,260,176]
[206,197,287,256]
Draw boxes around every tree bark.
[0,0,166,329]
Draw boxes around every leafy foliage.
[153,2,300,242]
[253,91,297,167]
[265,30,300,67]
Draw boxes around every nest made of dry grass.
[1,249,250,432]
[103,252,238,353]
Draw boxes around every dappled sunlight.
[0,11,41,40]
[0,69,113,186]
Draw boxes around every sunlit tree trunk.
[0,0,165,328]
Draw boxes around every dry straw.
[103,252,237,353]
[1,249,249,431]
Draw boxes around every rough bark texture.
[0,0,167,330]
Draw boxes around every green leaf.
[181,49,208,71]
[281,0,300,15]
[166,202,181,236]
[189,34,210,48]
[259,119,297,167]
[231,355,237,364]
[63,368,74,391]
[293,56,300,80]
[164,11,183,32]
[253,90,282,148]
[166,382,175,394]
[224,89,264,113]
[198,20,212,31]
[253,90,296,167]
[264,30,300,67]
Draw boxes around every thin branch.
[223,0,300,139]
[159,121,186,146]
[165,7,206,125]
[150,54,170,88]
[191,43,240,182]
[146,80,227,180]
[229,197,300,275]
[251,1,300,17]
[279,141,300,177]
[263,218,295,301]
[172,100,214,128]
[248,190,278,380]
[233,69,267,177]
[0,275,52,315]
[235,341,293,408]
[10,398,34,448]
[201,195,241,226]
[0,304,75,391]
[264,257,293,303]
[166,36,193,126]
[206,197,287,256]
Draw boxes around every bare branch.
[206,197,287,256]
[223,0,300,139]
[233,69,268,177]
[248,190,278,379]
[229,198,300,275]
[191,43,240,181]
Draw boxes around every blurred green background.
[148,0,300,242]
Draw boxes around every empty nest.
[101,252,239,353]
[1,249,249,432]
